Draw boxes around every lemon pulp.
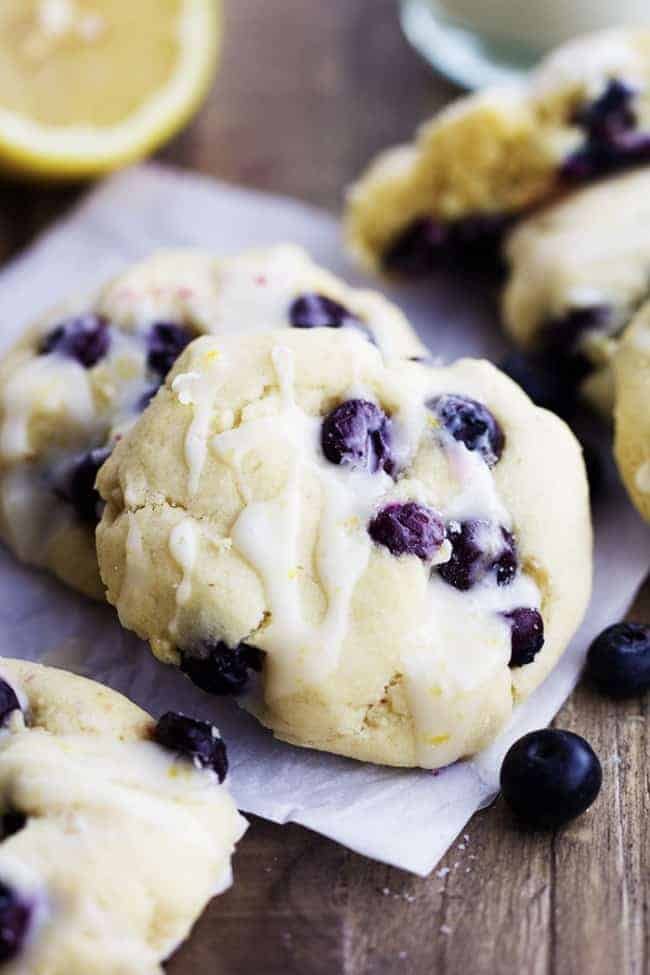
[0,0,221,177]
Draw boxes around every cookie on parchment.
[96,327,592,770]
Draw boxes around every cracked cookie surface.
[0,246,425,598]
[0,657,246,974]
[96,328,592,769]
[346,28,650,275]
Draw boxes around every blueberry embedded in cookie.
[346,28,650,277]
[428,394,505,467]
[0,658,245,973]
[321,399,394,475]
[561,79,650,182]
[39,314,111,368]
[503,168,650,416]
[181,641,264,696]
[0,881,33,963]
[0,246,425,600]
[437,520,517,592]
[368,502,446,560]
[96,327,592,770]
[154,712,229,781]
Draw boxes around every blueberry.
[290,293,359,329]
[500,729,602,829]
[504,608,545,667]
[0,882,32,962]
[321,399,393,474]
[383,218,447,275]
[586,622,650,698]
[499,351,578,420]
[383,214,511,275]
[562,79,650,181]
[147,322,194,379]
[0,813,26,841]
[0,680,21,727]
[53,447,111,524]
[573,79,637,140]
[542,305,611,357]
[39,314,110,368]
[181,641,264,696]
[429,394,504,466]
[437,520,517,591]
[154,712,228,782]
[368,502,445,560]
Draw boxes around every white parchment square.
[0,164,648,875]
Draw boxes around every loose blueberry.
[499,351,579,420]
[429,393,504,467]
[0,813,26,841]
[437,520,517,591]
[383,214,511,275]
[147,322,194,379]
[154,712,228,782]
[53,447,111,524]
[500,729,602,829]
[321,399,393,475]
[504,608,545,667]
[368,502,445,560]
[39,314,110,368]
[0,882,32,962]
[181,641,264,696]
[0,681,20,727]
[585,622,650,698]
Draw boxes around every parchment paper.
[0,164,648,875]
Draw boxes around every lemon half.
[0,0,221,178]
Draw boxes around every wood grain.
[1,2,648,972]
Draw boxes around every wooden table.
[3,3,649,972]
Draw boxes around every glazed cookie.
[96,328,592,769]
[0,657,246,973]
[614,301,650,522]
[346,28,650,274]
[0,246,425,599]
[503,167,650,415]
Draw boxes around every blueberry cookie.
[96,328,592,769]
[0,246,425,599]
[614,301,650,522]
[0,657,246,973]
[346,28,650,274]
[503,167,650,415]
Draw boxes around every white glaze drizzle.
[0,708,246,973]
[168,518,200,635]
[118,514,149,624]
[178,344,544,762]
[172,368,218,495]
[212,345,392,700]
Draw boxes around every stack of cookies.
[0,23,648,971]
